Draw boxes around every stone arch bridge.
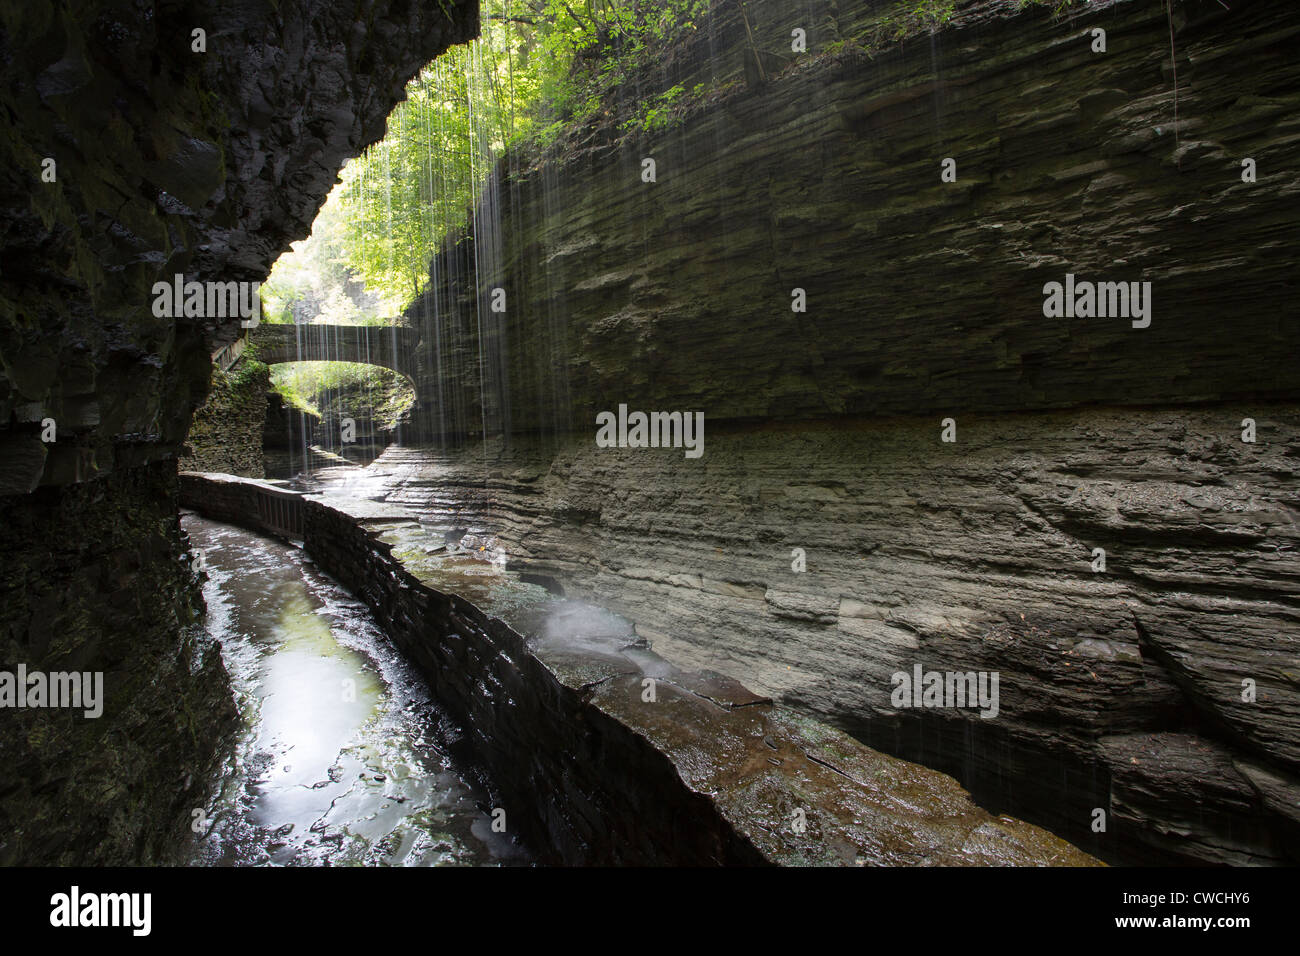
[249,323,418,376]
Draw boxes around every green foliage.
[265,1,717,318]
[621,82,687,134]
[851,0,959,49]
[1016,0,1082,14]
[832,0,1079,61]
[261,185,387,325]
[227,358,269,397]
[269,362,415,431]
[533,0,711,123]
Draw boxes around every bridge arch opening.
[262,357,416,479]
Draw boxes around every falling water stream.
[264,0,579,489]
[181,512,529,866]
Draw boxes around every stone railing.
[180,472,303,540]
[210,332,248,372]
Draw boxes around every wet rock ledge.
[181,471,1097,866]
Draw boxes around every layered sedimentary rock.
[180,362,269,477]
[408,0,1299,439]
[390,0,1300,863]
[367,404,1299,865]
[0,0,480,863]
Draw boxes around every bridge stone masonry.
[249,323,419,377]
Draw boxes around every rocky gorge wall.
[407,0,1299,438]
[369,404,1300,866]
[0,459,236,865]
[180,361,269,477]
[387,0,1300,864]
[0,0,480,863]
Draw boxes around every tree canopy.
[263,0,714,322]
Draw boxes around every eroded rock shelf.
[357,405,1300,866]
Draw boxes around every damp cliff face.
[0,0,480,864]
[392,0,1300,864]
[373,407,1300,866]
[180,361,269,478]
[409,0,1299,437]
